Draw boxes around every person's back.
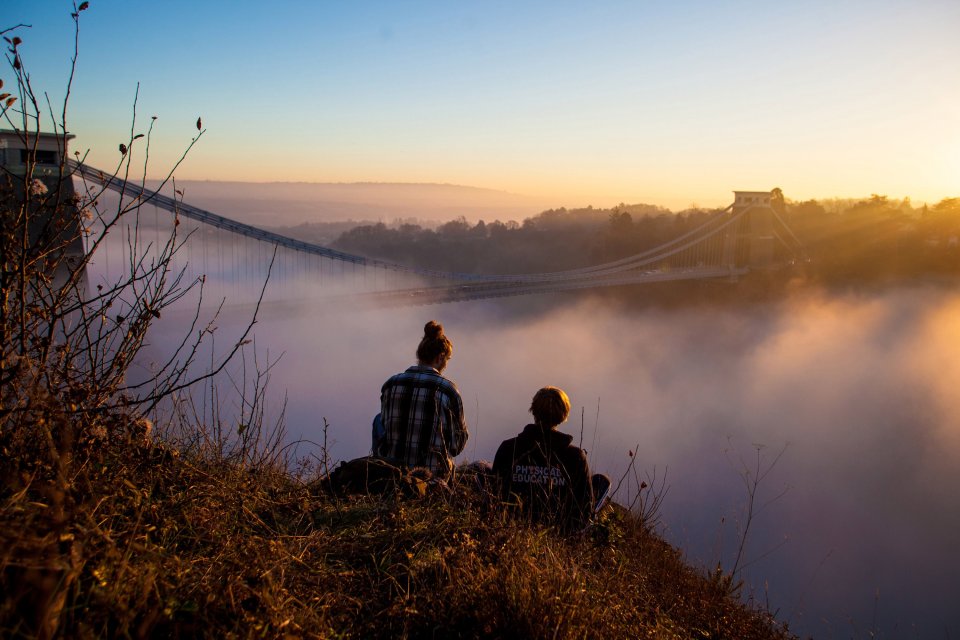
[379,321,468,478]
[493,387,594,530]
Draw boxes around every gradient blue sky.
[4,0,958,209]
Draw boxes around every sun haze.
[6,0,959,210]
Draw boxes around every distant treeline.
[329,202,712,274]
[784,195,960,285]
[274,195,960,293]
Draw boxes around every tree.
[770,187,785,216]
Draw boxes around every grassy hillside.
[1,413,797,639]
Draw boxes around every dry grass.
[1,412,797,639]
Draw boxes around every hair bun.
[423,320,444,339]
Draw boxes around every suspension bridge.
[70,162,803,308]
[3,131,804,309]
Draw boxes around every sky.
[4,0,959,210]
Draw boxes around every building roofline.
[0,128,76,141]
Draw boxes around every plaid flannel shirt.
[380,365,468,477]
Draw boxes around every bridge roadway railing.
[292,265,752,309]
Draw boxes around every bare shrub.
[0,9,271,636]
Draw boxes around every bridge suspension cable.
[72,162,803,305]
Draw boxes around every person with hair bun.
[377,321,468,478]
[493,387,607,531]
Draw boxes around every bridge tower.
[0,129,83,260]
[733,190,776,269]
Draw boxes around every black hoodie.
[493,424,594,530]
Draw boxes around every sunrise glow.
[6,0,958,210]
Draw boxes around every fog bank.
[147,284,960,638]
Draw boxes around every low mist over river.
[147,283,959,638]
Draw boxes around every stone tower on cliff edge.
[733,190,776,269]
[0,129,84,262]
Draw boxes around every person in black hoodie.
[493,387,600,531]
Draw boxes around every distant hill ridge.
[145,180,551,227]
